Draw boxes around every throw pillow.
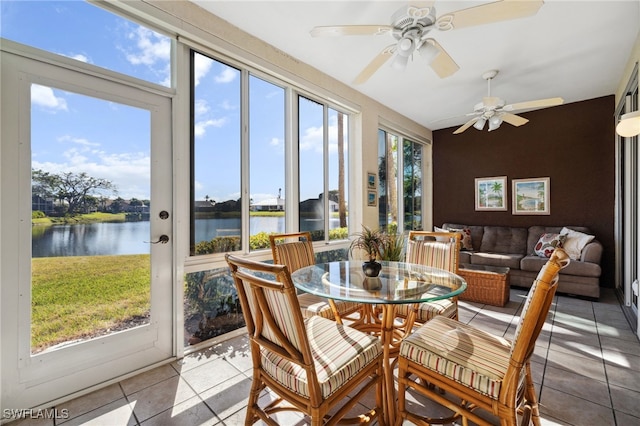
[432,226,451,242]
[560,227,595,260]
[447,227,473,251]
[534,233,566,258]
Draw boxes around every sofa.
[441,223,603,299]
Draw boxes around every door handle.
[146,235,169,244]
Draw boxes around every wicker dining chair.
[269,231,364,324]
[225,254,384,426]
[394,231,461,330]
[395,248,570,426]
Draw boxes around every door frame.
[1,42,176,410]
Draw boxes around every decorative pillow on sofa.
[437,225,473,251]
[560,227,595,260]
[534,233,566,258]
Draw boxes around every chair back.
[501,248,570,403]
[406,231,461,273]
[270,231,315,272]
[225,254,319,388]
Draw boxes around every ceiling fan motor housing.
[391,5,436,40]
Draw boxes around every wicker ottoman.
[458,263,510,307]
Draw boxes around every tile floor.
[9,288,640,426]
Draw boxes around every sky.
[1,0,342,204]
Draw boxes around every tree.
[32,169,116,215]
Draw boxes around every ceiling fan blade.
[310,25,393,37]
[436,0,543,32]
[501,112,529,127]
[503,97,564,112]
[426,38,459,78]
[353,45,395,85]
[453,117,479,134]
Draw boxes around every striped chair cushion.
[261,316,382,398]
[406,240,457,272]
[274,241,315,272]
[400,316,511,399]
[297,293,362,319]
[394,298,457,322]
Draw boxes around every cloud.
[300,125,323,153]
[194,117,228,138]
[269,137,282,147]
[193,54,213,86]
[215,67,237,84]
[220,100,237,110]
[125,26,170,66]
[120,24,171,86]
[57,135,100,148]
[194,99,210,117]
[31,84,68,111]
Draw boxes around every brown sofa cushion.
[480,226,528,255]
[469,252,523,270]
[521,255,601,278]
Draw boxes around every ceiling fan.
[453,70,564,134]
[310,0,544,84]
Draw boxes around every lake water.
[32,217,340,257]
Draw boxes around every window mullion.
[323,105,330,242]
[286,89,298,232]
[241,69,250,253]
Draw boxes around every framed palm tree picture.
[475,176,507,211]
[512,177,550,215]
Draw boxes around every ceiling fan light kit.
[310,1,544,84]
[617,111,640,137]
[453,69,564,135]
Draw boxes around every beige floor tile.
[602,349,640,371]
[539,386,615,425]
[57,383,125,422]
[57,398,137,426]
[599,334,640,356]
[199,372,253,420]
[139,396,220,426]
[120,364,178,396]
[614,410,640,425]
[545,348,607,381]
[172,346,222,374]
[596,322,639,341]
[541,365,610,407]
[127,376,197,423]
[609,383,640,418]
[179,356,244,394]
[605,362,640,393]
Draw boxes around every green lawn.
[31,254,150,352]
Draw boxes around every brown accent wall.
[433,95,615,288]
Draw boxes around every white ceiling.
[192,0,640,132]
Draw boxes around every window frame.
[377,123,431,233]
[187,47,354,263]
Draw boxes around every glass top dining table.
[291,260,467,424]
[290,260,467,305]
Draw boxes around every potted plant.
[349,225,385,277]
[378,223,405,262]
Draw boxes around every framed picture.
[367,172,376,189]
[474,176,507,211]
[512,177,550,215]
[367,190,377,207]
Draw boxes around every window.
[191,53,350,255]
[378,128,424,232]
[1,0,172,87]
[298,96,349,242]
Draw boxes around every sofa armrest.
[580,240,603,264]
